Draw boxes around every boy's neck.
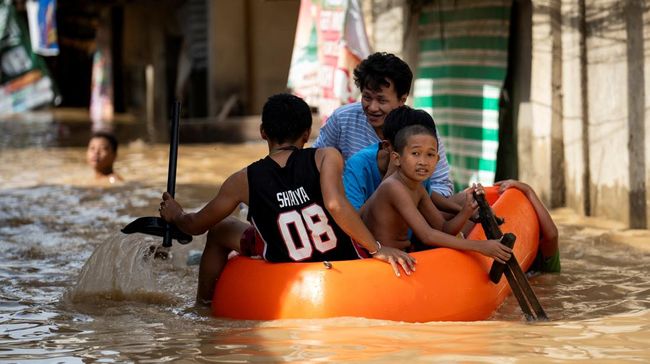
[95,167,114,178]
[267,141,303,156]
[394,170,420,190]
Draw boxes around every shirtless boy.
[159,93,416,305]
[361,124,512,262]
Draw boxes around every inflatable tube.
[212,187,540,322]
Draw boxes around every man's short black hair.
[91,131,118,153]
[353,52,413,98]
[394,124,438,154]
[382,106,437,148]
[261,93,312,144]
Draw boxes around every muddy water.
[1,119,649,362]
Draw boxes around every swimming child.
[86,131,123,184]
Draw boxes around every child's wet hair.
[91,131,118,153]
[262,93,312,144]
[394,125,438,154]
[383,106,437,147]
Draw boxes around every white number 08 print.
[277,204,338,260]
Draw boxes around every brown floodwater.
[1,117,649,362]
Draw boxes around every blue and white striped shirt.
[312,102,454,197]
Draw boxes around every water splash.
[65,234,177,304]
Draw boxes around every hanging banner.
[413,0,511,191]
[89,12,114,126]
[26,0,60,56]
[287,0,370,123]
[0,2,60,116]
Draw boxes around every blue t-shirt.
[343,142,431,210]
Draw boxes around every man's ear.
[399,93,408,105]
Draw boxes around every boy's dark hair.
[92,131,118,153]
[382,106,438,147]
[394,124,438,154]
[353,52,413,98]
[262,93,312,144]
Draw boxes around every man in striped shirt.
[312,52,462,212]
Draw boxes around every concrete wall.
[520,0,555,204]
[522,0,649,227]
[645,5,650,229]
[586,1,630,225]
[208,1,248,117]
[207,0,299,116]
[560,0,587,216]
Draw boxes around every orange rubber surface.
[212,186,540,322]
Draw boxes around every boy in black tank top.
[158,93,416,305]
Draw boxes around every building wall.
[523,0,650,227]
[645,6,650,229]
[520,0,554,204]
[207,0,299,116]
[560,0,586,215]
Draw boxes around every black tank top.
[247,148,362,262]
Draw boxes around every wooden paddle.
[473,189,548,321]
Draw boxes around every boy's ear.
[390,151,401,166]
[301,128,311,144]
[260,125,268,141]
[380,140,391,151]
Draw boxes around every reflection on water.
[1,120,649,362]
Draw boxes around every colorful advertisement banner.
[26,0,60,56]
[0,2,59,116]
[288,0,370,123]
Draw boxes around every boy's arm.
[430,191,462,214]
[416,185,446,230]
[317,148,416,276]
[495,180,559,258]
[439,187,477,235]
[160,169,247,235]
[386,182,511,263]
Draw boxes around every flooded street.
[1,117,649,362]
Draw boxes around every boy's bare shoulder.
[314,147,343,169]
[375,176,407,198]
[315,146,342,158]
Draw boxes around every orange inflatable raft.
[212,186,540,322]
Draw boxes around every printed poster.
[26,0,60,56]
[287,0,370,123]
[0,2,60,116]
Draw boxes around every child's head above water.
[382,106,437,148]
[87,131,119,177]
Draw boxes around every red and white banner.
[287,0,370,123]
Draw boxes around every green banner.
[414,0,510,191]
